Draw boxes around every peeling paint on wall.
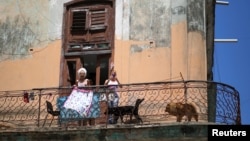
[130,0,171,48]
[0,0,71,61]
[48,0,71,40]
[187,0,205,37]
[171,0,187,24]
[0,16,39,60]
[130,44,151,53]
[172,6,186,15]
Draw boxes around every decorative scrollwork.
[0,81,241,129]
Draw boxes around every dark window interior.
[71,10,87,35]
[81,55,109,85]
[99,56,109,85]
[67,61,77,86]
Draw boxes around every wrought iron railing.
[0,81,241,130]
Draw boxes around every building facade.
[0,0,213,91]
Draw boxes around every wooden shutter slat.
[71,10,87,34]
[69,6,110,45]
[89,8,107,29]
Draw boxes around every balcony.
[0,80,241,131]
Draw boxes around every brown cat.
[165,102,198,122]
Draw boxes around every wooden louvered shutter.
[89,8,107,30]
[88,8,108,42]
[71,9,87,35]
[67,6,111,51]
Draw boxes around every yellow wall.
[0,40,61,91]
[113,21,206,84]
[0,21,206,91]
[0,0,207,91]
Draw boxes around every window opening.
[71,10,87,35]
[67,61,77,86]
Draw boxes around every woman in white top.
[76,67,90,87]
[104,68,122,105]
[104,66,123,124]
[64,67,94,126]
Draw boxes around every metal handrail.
[0,80,241,130]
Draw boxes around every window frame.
[67,5,110,52]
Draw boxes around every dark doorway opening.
[67,61,77,86]
[81,54,110,85]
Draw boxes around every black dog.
[105,98,145,124]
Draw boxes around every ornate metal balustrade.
[0,81,241,130]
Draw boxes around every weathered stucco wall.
[0,0,207,90]
[0,40,61,90]
[114,0,206,84]
[0,0,70,91]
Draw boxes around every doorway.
[66,54,110,86]
[82,54,109,85]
